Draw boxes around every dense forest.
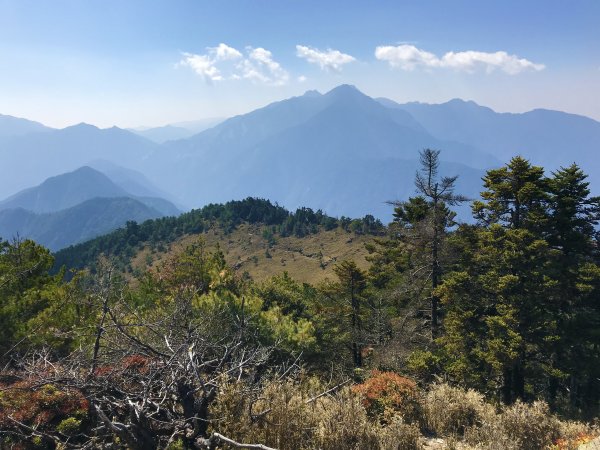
[1,151,599,449]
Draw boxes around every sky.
[1,0,599,128]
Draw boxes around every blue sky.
[1,0,599,128]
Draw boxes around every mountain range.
[0,166,180,250]
[1,85,599,225]
[0,197,165,251]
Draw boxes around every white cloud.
[211,43,243,61]
[297,75,307,83]
[180,52,224,82]
[296,45,356,72]
[441,50,545,74]
[242,47,289,85]
[180,44,288,85]
[375,45,439,71]
[375,44,545,74]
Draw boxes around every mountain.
[379,98,600,183]
[0,123,158,199]
[0,166,127,213]
[129,125,196,144]
[86,159,182,206]
[0,114,52,138]
[145,85,496,219]
[129,118,224,143]
[0,166,180,216]
[0,197,164,251]
[3,86,600,223]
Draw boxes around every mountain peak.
[326,84,361,96]
[302,89,321,98]
[63,122,100,132]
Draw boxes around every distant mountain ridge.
[129,118,224,143]
[0,197,165,251]
[0,166,180,216]
[2,85,600,222]
[0,123,158,199]
[0,166,181,250]
[378,97,600,174]
[145,85,497,218]
[0,114,52,137]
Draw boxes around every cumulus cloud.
[180,43,288,85]
[240,47,289,85]
[375,44,545,74]
[296,45,356,72]
[180,53,224,82]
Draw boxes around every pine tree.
[439,157,559,403]
[547,164,600,412]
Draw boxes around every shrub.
[465,400,564,450]
[313,387,380,450]
[352,370,420,423]
[0,378,89,447]
[499,401,560,450]
[422,383,490,436]
[56,417,82,435]
[378,417,421,450]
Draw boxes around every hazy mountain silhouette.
[0,166,180,217]
[0,197,164,251]
[379,97,600,180]
[0,114,52,138]
[0,123,158,198]
[129,125,196,144]
[86,159,181,206]
[2,86,600,222]
[129,118,224,143]
[147,85,497,218]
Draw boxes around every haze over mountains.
[1,84,599,230]
[128,118,223,144]
[0,166,180,250]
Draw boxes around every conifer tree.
[439,157,558,403]
[547,164,600,411]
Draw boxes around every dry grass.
[209,378,421,450]
[207,378,598,450]
[130,224,374,285]
[422,383,492,436]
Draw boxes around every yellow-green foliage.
[56,417,82,435]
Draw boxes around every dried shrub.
[378,417,421,450]
[210,377,422,450]
[352,370,420,423]
[210,379,319,450]
[498,401,560,450]
[551,420,599,449]
[0,378,89,446]
[464,400,572,450]
[314,387,380,450]
[422,383,490,436]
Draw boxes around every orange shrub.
[352,370,420,422]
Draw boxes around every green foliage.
[0,238,62,355]
[435,157,600,412]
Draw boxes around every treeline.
[52,197,384,273]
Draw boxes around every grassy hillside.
[131,223,374,284]
[53,197,384,281]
